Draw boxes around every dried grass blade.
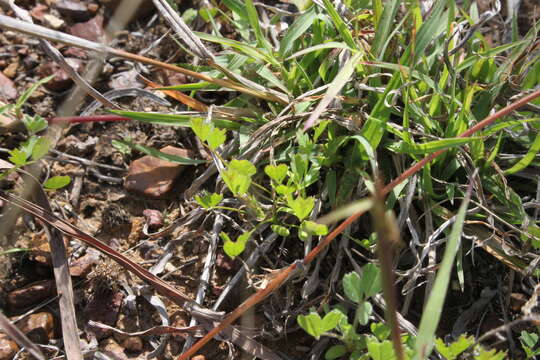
[0,311,46,360]
[303,51,363,130]
[371,178,404,360]
[0,191,195,307]
[30,181,83,360]
[138,75,208,111]
[0,15,288,105]
[152,0,215,61]
[87,320,205,337]
[210,320,283,360]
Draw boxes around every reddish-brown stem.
[48,115,131,124]
[179,89,540,359]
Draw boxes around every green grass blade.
[110,110,241,130]
[221,0,248,22]
[303,51,363,129]
[0,248,31,256]
[160,81,219,91]
[409,0,446,64]
[504,131,540,175]
[321,0,357,49]
[279,6,317,56]
[118,139,206,165]
[455,41,527,72]
[245,0,273,52]
[388,137,478,155]
[482,117,540,136]
[414,184,473,359]
[196,32,274,65]
[371,0,400,59]
[285,42,351,60]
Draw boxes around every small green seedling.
[520,330,540,359]
[220,230,253,258]
[195,192,223,209]
[221,159,257,196]
[297,309,343,340]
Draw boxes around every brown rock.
[142,209,163,230]
[0,333,19,360]
[0,113,24,134]
[87,3,99,13]
[100,338,128,360]
[17,312,54,344]
[38,58,84,91]
[108,69,143,90]
[6,280,56,310]
[215,252,237,273]
[69,15,106,42]
[55,0,90,21]
[22,53,39,69]
[69,249,100,277]
[84,290,123,339]
[0,72,17,101]
[510,292,528,312]
[97,0,155,20]
[64,46,88,59]
[162,70,189,86]
[124,146,195,199]
[2,62,18,79]
[121,336,143,353]
[43,14,65,29]
[29,4,48,21]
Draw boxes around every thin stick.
[178,88,540,359]
[372,177,404,360]
[48,115,131,124]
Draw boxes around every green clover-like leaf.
[342,271,362,303]
[220,230,252,258]
[321,309,342,332]
[22,114,47,134]
[229,159,256,176]
[287,195,314,220]
[301,220,328,236]
[325,345,347,360]
[297,312,323,339]
[31,137,50,161]
[360,263,382,298]
[222,160,256,195]
[43,175,71,190]
[275,184,295,195]
[357,301,372,326]
[265,164,288,183]
[207,128,226,150]
[195,192,223,209]
[190,117,212,142]
[8,148,29,166]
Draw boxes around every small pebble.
[142,209,164,230]
[0,333,19,360]
[43,14,65,29]
[16,312,54,344]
